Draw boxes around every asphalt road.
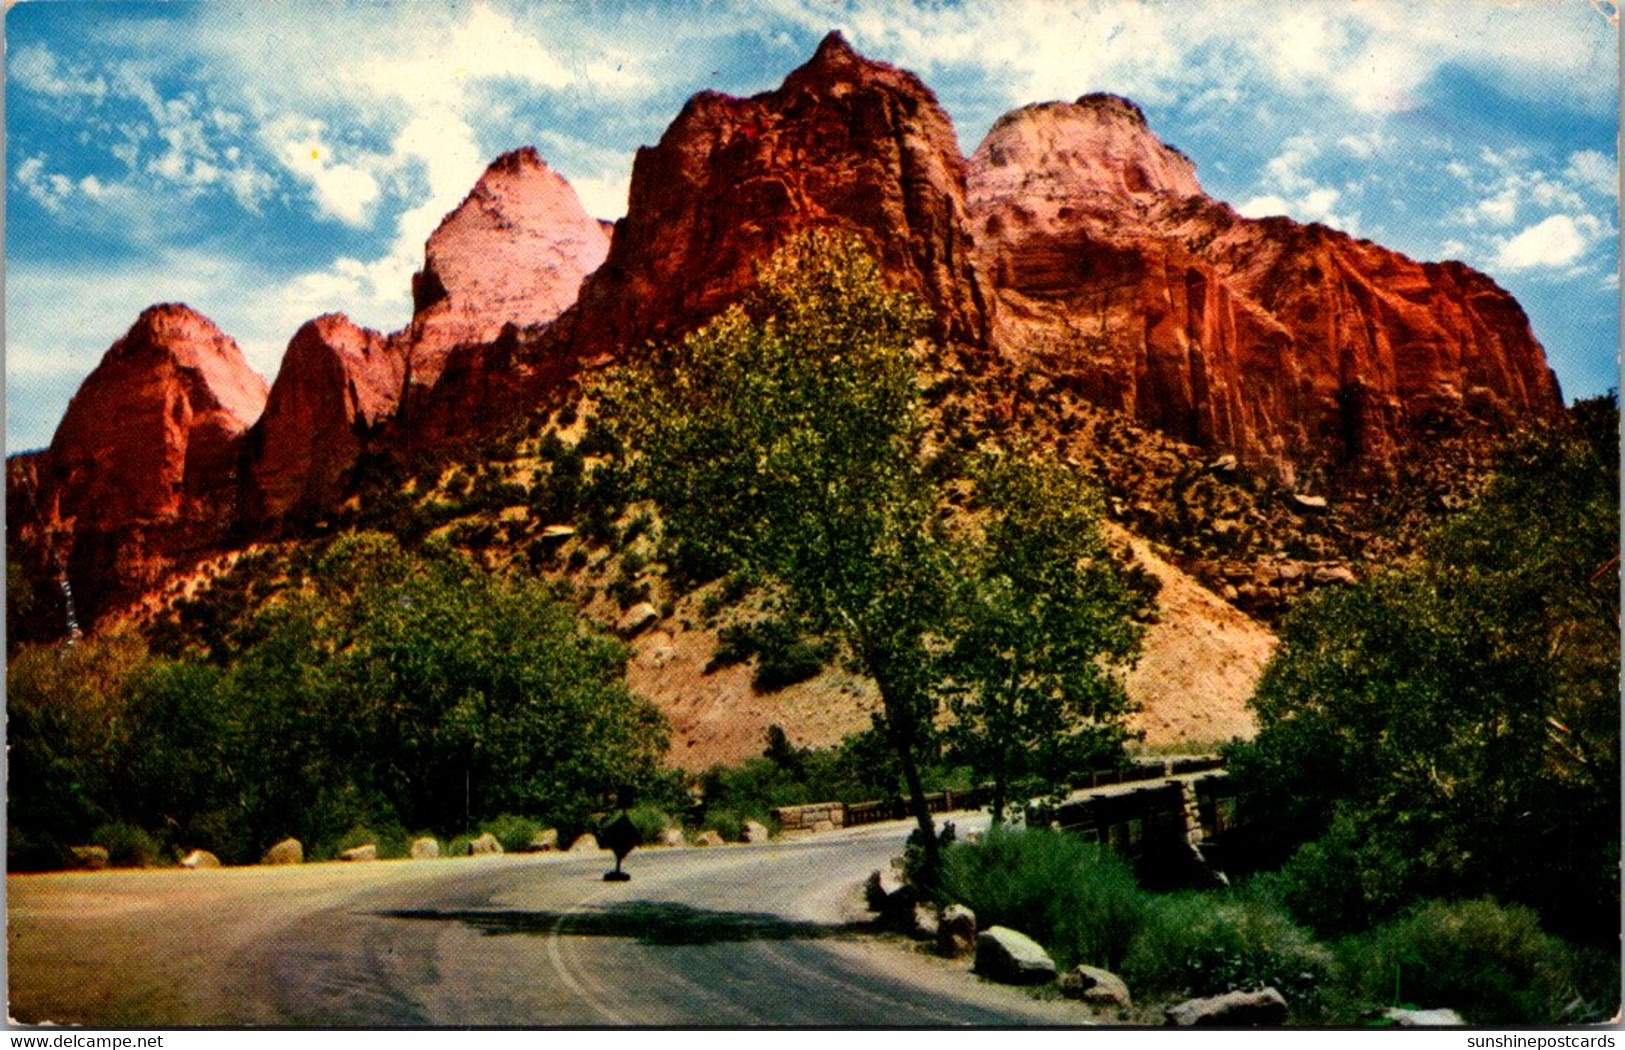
[8,814,1096,1027]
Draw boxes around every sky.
[6,0,1619,453]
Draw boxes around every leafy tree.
[1229,400,1620,943]
[601,230,952,861]
[944,449,1144,822]
[604,231,1142,866]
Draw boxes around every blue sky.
[7,0,1618,452]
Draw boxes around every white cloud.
[1495,214,1590,270]
[1566,149,1617,198]
[268,119,383,227]
[10,43,108,102]
[1236,194,1292,219]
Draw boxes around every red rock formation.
[570,30,989,357]
[407,146,610,388]
[247,313,405,521]
[8,304,267,635]
[970,95,1564,484]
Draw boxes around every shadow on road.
[372,900,875,946]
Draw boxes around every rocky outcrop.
[246,314,404,523]
[407,146,610,388]
[569,30,988,360]
[1058,964,1133,1009]
[7,305,268,637]
[969,95,1564,485]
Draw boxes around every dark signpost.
[600,812,640,882]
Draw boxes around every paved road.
[9,814,1095,1027]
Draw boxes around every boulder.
[262,838,303,866]
[179,849,221,870]
[1289,493,1329,513]
[469,832,503,856]
[656,827,686,847]
[1166,987,1289,1027]
[909,904,940,941]
[567,833,602,853]
[69,845,110,870]
[692,830,725,847]
[937,904,977,959]
[618,602,661,638]
[1057,965,1133,1009]
[1384,1007,1465,1027]
[529,828,560,852]
[410,837,441,860]
[742,821,771,844]
[340,844,378,862]
[974,926,1057,985]
[810,819,836,834]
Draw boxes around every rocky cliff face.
[246,313,405,522]
[8,304,267,636]
[969,96,1564,485]
[11,37,1571,643]
[570,30,988,358]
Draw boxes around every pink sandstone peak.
[407,146,610,387]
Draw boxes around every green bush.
[446,834,474,858]
[1121,891,1333,1014]
[940,824,1147,970]
[92,822,161,868]
[626,804,675,844]
[1336,898,1620,1025]
[483,813,544,854]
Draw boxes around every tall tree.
[601,230,953,860]
[944,449,1145,822]
[1228,399,1620,942]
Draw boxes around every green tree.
[601,230,952,861]
[944,449,1144,822]
[604,231,1143,866]
[1229,399,1619,943]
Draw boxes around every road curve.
[9,814,1096,1027]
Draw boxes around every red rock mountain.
[9,36,1569,641]
[407,146,610,387]
[7,304,267,636]
[246,313,405,522]
[968,95,1564,485]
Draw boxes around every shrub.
[446,834,474,858]
[1336,898,1620,1025]
[1121,892,1333,1014]
[483,813,544,854]
[940,824,1147,970]
[626,804,675,844]
[92,822,161,868]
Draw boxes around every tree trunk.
[896,739,939,869]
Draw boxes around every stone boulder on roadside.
[180,849,221,870]
[469,832,503,856]
[529,828,560,852]
[410,837,440,860]
[657,827,686,847]
[340,844,378,862]
[1166,987,1289,1026]
[70,845,110,870]
[1058,965,1133,1009]
[937,904,977,959]
[974,926,1057,985]
[742,820,771,844]
[692,830,725,847]
[262,838,303,865]
[909,904,940,941]
[567,833,602,853]
[1384,1007,1465,1027]
[865,867,914,915]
